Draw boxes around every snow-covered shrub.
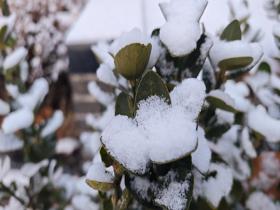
[85,0,280,210]
[9,0,85,81]
[0,3,98,210]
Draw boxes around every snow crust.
[159,0,207,56]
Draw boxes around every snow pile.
[2,108,34,134]
[248,106,280,143]
[88,81,114,106]
[159,0,207,56]
[56,138,79,155]
[102,79,205,174]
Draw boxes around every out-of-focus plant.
[0,2,99,210]
[9,0,85,81]
[85,0,280,210]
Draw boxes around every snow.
[3,47,28,70]
[80,132,101,157]
[110,28,151,56]
[155,176,191,210]
[91,42,114,68]
[241,128,257,158]
[56,138,79,155]
[0,14,16,35]
[86,163,114,183]
[0,132,23,152]
[17,78,49,110]
[20,160,49,178]
[248,105,280,143]
[0,99,10,115]
[216,109,234,124]
[170,78,206,121]
[41,110,64,138]
[102,79,205,173]
[96,64,118,87]
[210,126,251,180]
[86,104,115,130]
[228,0,250,21]
[2,108,34,134]
[246,191,279,210]
[209,39,263,70]
[88,81,114,106]
[159,0,207,56]
[192,128,211,174]
[202,163,233,208]
[5,84,19,98]
[246,71,270,92]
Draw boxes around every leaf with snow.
[17,78,49,110]
[2,108,34,134]
[0,132,23,152]
[0,99,10,115]
[209,39,263,73]
[159,0,207,56]
[201,163,233,208]
[56,137,79,155]
[41,110,64,138]
[102,79,205,174]
[86,163,114,192]
[192,128,211,174]
[241,128,257,158]
[206,90,236,112]
[96,64,118,87]
[220,20,242,41]
[248,106,280,143]
[3,47,28,70]
[88,81,114,106]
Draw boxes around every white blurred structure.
[66,0,279,68]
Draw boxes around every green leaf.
[0,26,7,42]
[135,70,171,106]
[258,62,271,74]
[86,179,114,192]
[114,43,152,80]
[218,57,253,71]
[115,92,134,117]
[221,20,242,41]
[1,0,10,16]
[206,95,236,113]
[100,147,114,167]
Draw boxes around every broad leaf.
[221,20,241,41]
[114,43,152,80]
[218,57,253,71]
[206,93,236,113]
[135,70,171,105]
[115,92,134,117]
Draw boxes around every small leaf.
[115,92,134,117]
[221,20,242,41]
[135,71,171,105]
[1,0,10,16]
[114,43,152,80]
[0,26,7,42]
[86,179,114,192]
[258,62,271,74]
[218,57,253,71]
